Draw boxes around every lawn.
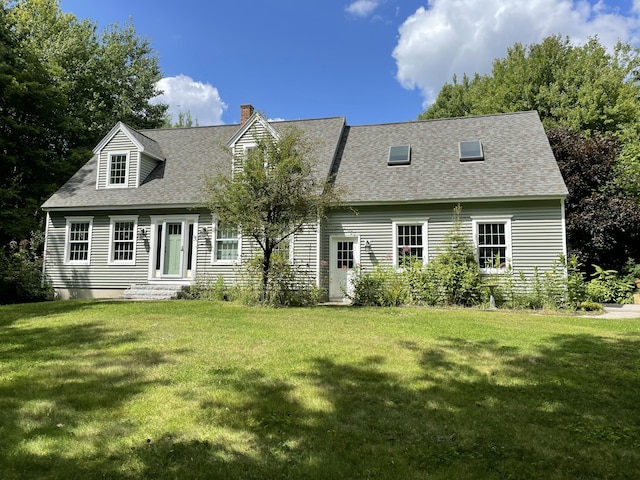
[1,300,639,479]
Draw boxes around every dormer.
[93,122,165,190]
[226,105,280,173]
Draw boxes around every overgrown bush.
[0,231,54,304]
[417,206,482,306]
[348,266,409,306]
[239,253,324,307]
[349,206,482,307]
[585,264,634,304]
[178,275,236,301]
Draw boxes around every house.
[41,106,568,300]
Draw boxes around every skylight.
[388,145,411,166]
[459,141,484,161]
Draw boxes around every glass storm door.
[329,237,358,300]
[163,223,183,276]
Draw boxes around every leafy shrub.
[239,253,324,307]
[417,206,482,306]
[579,301,604,312]
[0,232,54,304]
[349,266,409,306]
[566,255,587,309]
[349,206,482,308]
[586,265,634,304]
[178,275,234,301]
[490,258,569,310]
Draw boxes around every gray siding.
[45,212,150,290]
[321,199,565,291]
[96,131,139,189]
[139,154,159,185]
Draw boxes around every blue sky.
[59,0,640,126]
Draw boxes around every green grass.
[1,300,639,479]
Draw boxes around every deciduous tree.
[203,127,341,301]
[0,0,168,244]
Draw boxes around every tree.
[203,127,341,301]
[421,36,640,135]
[548,128,640,270]
[0,0,168,244]
[421,35,640,271]
[0,4,68,243]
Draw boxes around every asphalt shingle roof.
[42,117,346,210]
[333,111,568,204]
[42,111,567,211]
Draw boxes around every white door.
[329,237,359,301]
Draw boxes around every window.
[273,236,294,263]
[109,216,137,265]
[108,152,129,187]
[65,217,93,265]
[459,141,484,161]
[388,145,411,166]
[214,225,239,262]
[472,217,512,272]
[393,220,428,267]
[336,241,354,269]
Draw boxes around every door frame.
[148,214,199,281]
[329,235,360,301]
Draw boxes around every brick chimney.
[240,104,254,125]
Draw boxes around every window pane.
[397,224,423,266]
[477,222,507,268]
[109,154,127,185]
[68,222,90,261]
[216,225,238,261]
[112,221,134,261]
[336,241,354,268]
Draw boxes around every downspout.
[42,211,50,288]
[561,198,568,274]
[316,214,321,288]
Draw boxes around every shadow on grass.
[2,327,639,479]
[0,316,183,480]
[134,333,640,479]
[0,299,99,326]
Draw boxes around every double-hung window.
[109,216,138,265]
[108,152,129,187]
[392,220,428,268]
[65,217,93,265]
[214,224,239,262]
[472,217,512,273]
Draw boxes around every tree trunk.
[261,249,271,303]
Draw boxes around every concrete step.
[121,284,184,300]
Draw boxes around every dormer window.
[459,141,484,161]
[108,152,129,187]
[388,145,411,166]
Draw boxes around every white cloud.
[393,0,640,107]
[153,75,227,126]
[346,0,380,17]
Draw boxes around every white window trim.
[64,216,94,266]
[274,234,295,263]
[471,216,513,274]
[106,150,130,188]
[108,215,139,266]
[211,221,242,265]
[392,219,429,268]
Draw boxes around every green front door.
[163,223,182,276]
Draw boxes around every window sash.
[397,224,423,266]
[112,221,135,262]
[109,154,128,185]
[216,226,238,261]
[476,222,508,269]
[68,221,90,262]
